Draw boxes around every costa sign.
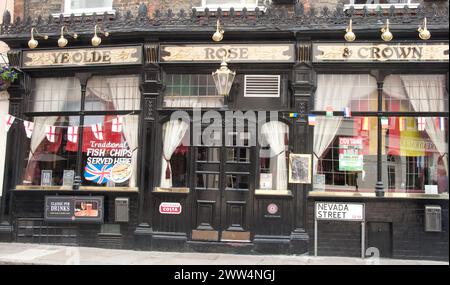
[159,202,182,215]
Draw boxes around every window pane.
[81,115,139,188]
[163,74,224,108]
[30,77,81,112]
[313,116,378,193]
[383,75,448,112]
[383,117,448,194]
[22,116,79,186]
[315,74,378,112]
[70,0,112,9]
[85,75,140,112]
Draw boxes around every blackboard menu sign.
[44,196,104,223]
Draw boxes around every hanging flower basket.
[0,65,18,91]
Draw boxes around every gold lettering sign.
[313,43,449,62]
[160,44,295,62]
[22,46,142,68]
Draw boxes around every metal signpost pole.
[361,221,365,259]
[314,218,318,257]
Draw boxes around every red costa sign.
[159,202,182,215]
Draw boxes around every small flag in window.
[308,115,316,126]
[381,117,389,129]
[343,107,351,118]
[399,117,406,131]
[361,117,369,131]
[436,117,445,131]
[289,113,298,118]
[23,121,34,138]
[325,107,333,117]
[417,117,426,131]
[112,116,123,133]
[67,126,79,143]
[91,123,104,140]
[4,114,15,132]
[45,125,57,143]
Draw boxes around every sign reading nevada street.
[313,43,449,62]
[315,202,364,221]
[22,45,142,68]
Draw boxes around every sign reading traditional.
[315,202,365,221]
[44,196,104,223]
[313,43,449,62]
[22,45,143,68]
[160,44,295,62]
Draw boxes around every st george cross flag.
[84,164,112,184]
[23,121,34,138]
[67,126,79,143]
[91,123,104,140]
[45,125,57,142]
[112,116,123,133]
[417,117,426,131]
[4,114,15,132]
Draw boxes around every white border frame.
[344,0,420,10]
[194,0,265,12]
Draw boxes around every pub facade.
[0,0,448,260]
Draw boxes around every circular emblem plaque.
[267,203,279,215]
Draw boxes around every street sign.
[159,202,182,215]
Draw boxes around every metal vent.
[115,198,129,222]
[244,75,280,97]
[425,205,442,232]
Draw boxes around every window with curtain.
[22,75,140,189]
[312,73,448,194]
[163,74,224,108]
[160,120,190,188]
[259,121,289,190]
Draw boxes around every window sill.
[153,187,190,194]
[343,4,420,11]
[309,191,449,200]
[51,9,116,18]
[14,185,138,192]
[255,189,293,197]
[193,6,266,12]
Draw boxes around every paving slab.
[0,242,447,265]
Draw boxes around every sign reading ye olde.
[22,45,142,68]
[313,43,449,62]
[160,44,295,62]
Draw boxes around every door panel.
[191,122,254,242]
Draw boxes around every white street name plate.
[315,202,365,221]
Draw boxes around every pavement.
[0,242,448,265]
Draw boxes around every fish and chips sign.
[313,42,449,62]
[315,202,365,221]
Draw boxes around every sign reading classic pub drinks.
[313,42,449,62]
[160,44,295,62]
[22,45,143,68]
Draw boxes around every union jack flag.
[84,164,112,184]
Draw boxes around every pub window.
[345,0,420,10]
[64,0,114,14]
[21,75,140,189]
[195,0,260,11]
[160,120,190,188]
[163,74,224,108]
[312,73,448,194]
[259,121,289,190]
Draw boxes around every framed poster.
[44,196,104,223]
[260,173,273,190]
[41,170,53,186]
[289,154,312,184]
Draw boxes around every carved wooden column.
[289,42,316,253]
[0,52,27,241]
[134,43,160,250]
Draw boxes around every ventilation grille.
[425,205,442,232]
[244,75,280,97]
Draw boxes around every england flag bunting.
[67,126,79,143]
[23,121,34,138]
[4,114,15,132]
[45,125,57,142]
[91,123,104,140]
[417,117,426,131]
[112,116,123,133]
